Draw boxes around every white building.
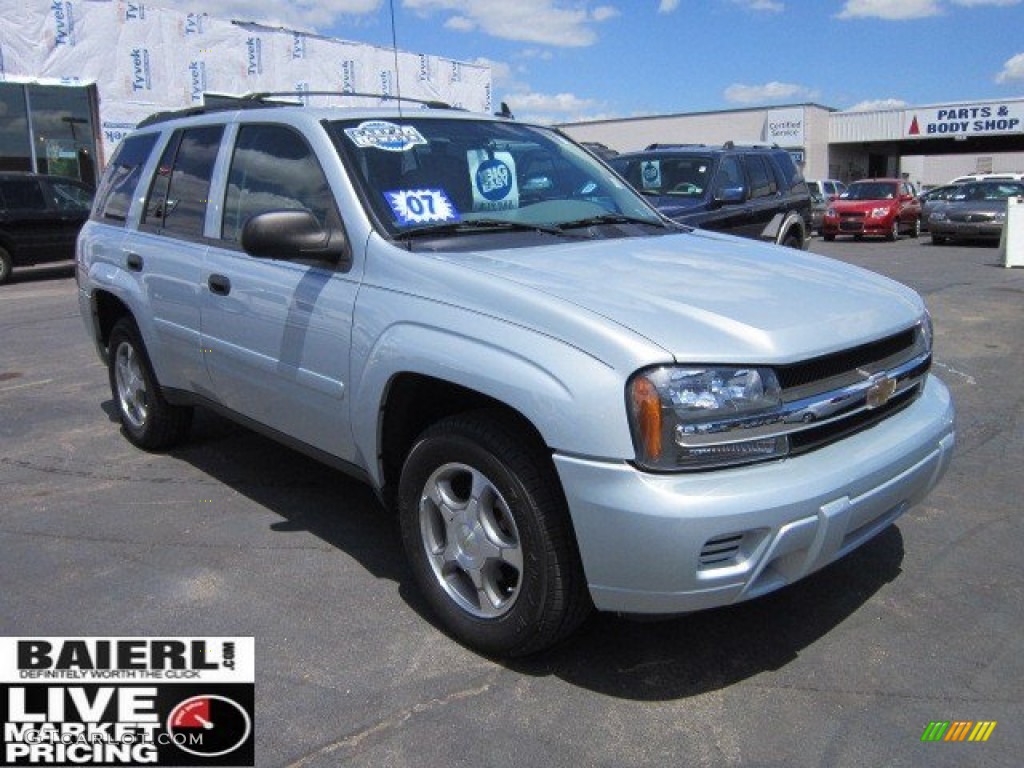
[0,1,491,185]
[561,98,1024,188]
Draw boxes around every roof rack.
[137,91,455,128]
[722,141,780,149]
[644,143,707,150]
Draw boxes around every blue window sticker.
[345,121,428,152]
[468,150,519,211]
[385,188,460,226]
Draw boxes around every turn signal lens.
[629,377,663,461]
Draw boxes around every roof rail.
[136,91,455,128]
[722,140,780,149]
[644,143,707,150]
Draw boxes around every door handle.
[208,274,231,296]
[125,252,144,272]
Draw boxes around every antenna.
[389,0,403,116]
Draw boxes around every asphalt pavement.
[1,235,1021,767]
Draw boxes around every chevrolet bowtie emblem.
[866,373,897,409]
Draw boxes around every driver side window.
[221,124,340,244]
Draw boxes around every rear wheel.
[910,217,921,238]
[108,317,193,450]
[398,410,590,656]
[823,234,835,242]
[0,246,13,285]
[780,229,803,249]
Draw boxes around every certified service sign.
[0,637,254,766]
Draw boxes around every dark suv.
[0,172,94,284]
[610,143,811,248]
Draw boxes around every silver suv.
[78,100,955,656]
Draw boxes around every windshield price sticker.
[385,189,460,225]
[344,121,427,152]
[468,150,519,211]
[0,637,255,767]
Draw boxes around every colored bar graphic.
[921,721,949,742]
[921,720,997,742]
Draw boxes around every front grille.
[777,328,917,392]
[789,385,920,455]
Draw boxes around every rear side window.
[143,125,224,239]
[47,179,93,212]
[93,133,159,224]
[745,155,778,199]
[0,179,47,211]
[770,152,805,193]
[221,124,339,244]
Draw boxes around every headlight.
[870,207,890,218]
[627,366,788,471]
[930,211,947,222]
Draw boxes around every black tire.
[910,217,921,238]
[931,234,946,246]
[107,317,192,450]
[397,410,590,657]
[780,229,803,249]
[0,246,12,285]
[886,220,898,242]
[823,234,835,242]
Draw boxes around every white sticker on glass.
[345,121,428,152]
[385,188,459,225]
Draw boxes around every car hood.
[943,200,1006,215]
[832,199,896,212]
[437,230,923,364]
[638,195,705,219]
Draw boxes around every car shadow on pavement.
[510,524,905,701]
[163,407,413,588]
[152,406,905,702]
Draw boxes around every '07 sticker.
[385,188,460,226]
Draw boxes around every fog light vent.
[699,533,745,568]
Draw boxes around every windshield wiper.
[556,213,668,230]
[397,219,568,239]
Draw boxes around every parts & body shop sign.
[0,638,254,766]
[905,103,1024,138]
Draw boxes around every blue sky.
[191,0,1024,123]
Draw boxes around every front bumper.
[823,216,894,236]
[930,220,1003,240]
[555,374,955,614]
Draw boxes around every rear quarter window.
[92,133,160,225]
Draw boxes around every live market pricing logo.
[0,638,254,767]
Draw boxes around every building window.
[0,84,32,173]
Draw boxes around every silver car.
[77,101,955,656]
[930,180,1024,244]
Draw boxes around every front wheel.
[0,246,13,285]
[108,317,193,450]
[886,219,899,241]
[932,234,946,246]
[910,217,921,238]
[397,411,590,656]
[823,233,835,242]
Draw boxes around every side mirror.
[714,186,746,205]
[241,210,350,268]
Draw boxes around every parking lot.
[1,236,1021,767]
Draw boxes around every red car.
[822,178,921,241]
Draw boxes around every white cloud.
[404,0,618,46]
[847,98,908,111]
[658,0,681,11]
[444,15,477,31]
[724,81,818,104]
[175,0,383,32]
[732,0,785,11]
[996,52,1024,83]
[837,0,942,19]
[472,56,607,124]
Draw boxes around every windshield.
[329,117,665,238]
[951,182,1024,202]
[610,155,714,198]
[843,182,898,201]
